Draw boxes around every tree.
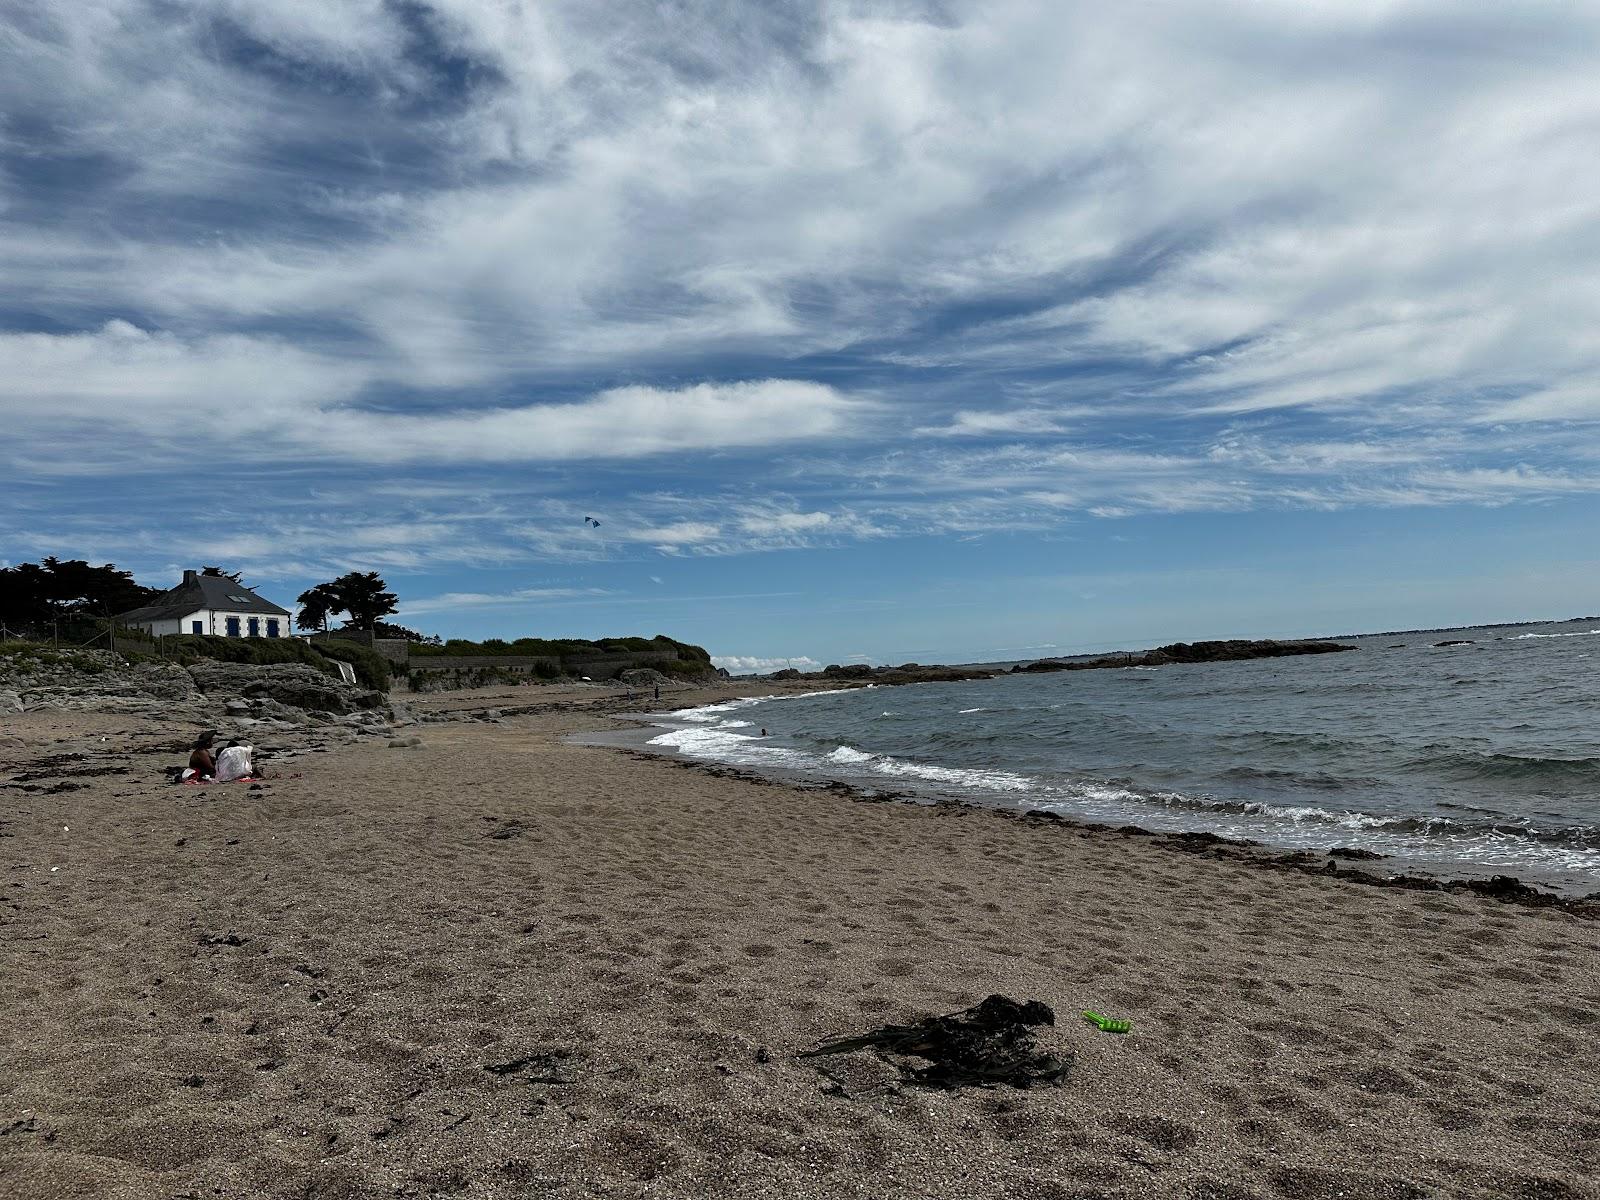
[295,583,343,633]
[332,571,398,631]
[201,566,244,583]
[0,558,156,632]
[369,620,439,644]
[295,572,399,633]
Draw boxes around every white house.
[118,570,293,639]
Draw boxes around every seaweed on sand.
[800,994,1070,1090]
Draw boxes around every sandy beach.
[2,683,1597,1200]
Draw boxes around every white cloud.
[4,0,1600,550]
[916,409,1074,438]
[738,511,834,534]
[0,326,858,467]
[1477,379,1600,424]
[399,586,613,616]
[625,521,723,546]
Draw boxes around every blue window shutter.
[266,619,280,638]
[192,621,203,635]
[226,616,240,637]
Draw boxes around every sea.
[632,620,1600,893]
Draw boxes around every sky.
[3,1,1599,671]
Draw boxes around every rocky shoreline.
[0,648,431,777]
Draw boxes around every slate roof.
[119,572,292,622]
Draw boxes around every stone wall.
[307,631,413,666]
[409,654,560,673]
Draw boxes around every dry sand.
[2,683,1597,1200]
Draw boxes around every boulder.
[0,689,22,714]
[187,661,385,716]
[129,661,202,701]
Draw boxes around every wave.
[1215,765,1377,791]
[1404,750,1600,785]
[822,743,1031,791]
[1512,629,1600,639]
[649,726,1033,794]
[1134,791,1600,850]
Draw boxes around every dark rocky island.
[768,638,1357,686]
[1010,638,1356,673]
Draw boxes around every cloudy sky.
[4,1,1599,669]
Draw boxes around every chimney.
[182,570,199,585]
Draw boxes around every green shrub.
[154,633,336,674]
[658,657,717,679]
[310,639,391,691]
[408,632,712,666]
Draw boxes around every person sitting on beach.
[185,731,217,782]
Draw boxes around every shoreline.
[582,703,1600,918]
[584,688,1600,906]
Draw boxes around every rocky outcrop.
[1014,639,1356,674]
[186,661,385,715]
[0,649,386,728]
[0,650,202,714]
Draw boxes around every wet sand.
[2,684,1597,1199]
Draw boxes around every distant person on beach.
[654,685,660,701]
[186,731,217,781]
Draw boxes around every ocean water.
[640,620,1600,892]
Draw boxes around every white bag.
[215,744,254,782]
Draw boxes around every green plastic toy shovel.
[1083,1010,1131,1034]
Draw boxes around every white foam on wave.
[826,745,874,764]
[866,756,1031,791]
[1513,629,1600,639]
[670,686,866,726]
[648,726,754,750]
[646,725,818,770]
[675,697,766,723]
[958,707,985,714]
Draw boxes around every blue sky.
[3,1,1599,670]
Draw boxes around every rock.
[387,736,424,749]
[224,699,253,715]
[619,668,670,687]
[187,661,386,716]
[0,689,23,714]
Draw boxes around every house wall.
[125,608,292,638]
